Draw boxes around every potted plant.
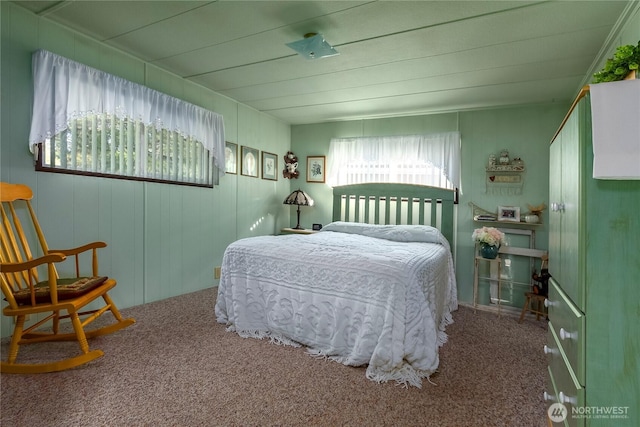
[592,42,639,83]
[472,226,506,259]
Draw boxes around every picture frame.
[498,206,521,222]
[306,156,325,183]
[224,142,238,174]
[241,146,259,178]
[261,151,277,181]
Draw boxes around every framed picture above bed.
[261,151,277,181]
[241,146,259,178]
[307,156,325,183]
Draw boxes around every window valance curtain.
[327,132,461,190]
[28,50,226,177]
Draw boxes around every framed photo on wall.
[225,142,238,174]
[261,151,277,181]
[241,146,259,178]
[498,206,521,222]
[306,156,325,183]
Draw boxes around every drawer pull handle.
[543,391,556,402]
[543,345,558,355]
[559,328,577,341]
[559,391,577,405]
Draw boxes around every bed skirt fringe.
[224,305,456,389]
[306,348,434,389]
[228,326,302,348]
[437,310,455,347]
[366,364,433,389]
[224,306,456,389]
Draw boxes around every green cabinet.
[546,94,640,426]
[549,105,584,311]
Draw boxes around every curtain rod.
[550,85,590,144]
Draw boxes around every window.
[327,132,461,190]
[29,50,225,187]
[37,115,216,186]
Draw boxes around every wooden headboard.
[332,183,457,245]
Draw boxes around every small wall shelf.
[484,151,525,195]
[473,219,542,227]
[485,169,525,195]
[470,202,543,227]
[486,165,525,172]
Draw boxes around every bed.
[215,183,458,387]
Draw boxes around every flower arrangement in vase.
[472,226,506,259]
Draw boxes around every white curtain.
[28,50,226,178]
[327,132,461,190]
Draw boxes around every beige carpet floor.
[1,287,548,427]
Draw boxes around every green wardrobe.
[545,89,640,426]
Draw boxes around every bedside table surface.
[281,227,317,235]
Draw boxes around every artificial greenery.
[592,41,640,83]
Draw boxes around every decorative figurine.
[499,150,510,165]
[527,203,547,217]
[283,151,300,179]
[488,154,497,167]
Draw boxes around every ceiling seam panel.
[100,1,219,42]
[151,0,378,64]
[181,1,550,79]
[189,23,615,90]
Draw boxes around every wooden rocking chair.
[0,182,135,373]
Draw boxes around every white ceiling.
[13,1,638,125]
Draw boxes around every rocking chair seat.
[11,276,108,305]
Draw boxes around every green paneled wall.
[0,2,291,338]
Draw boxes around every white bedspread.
[215,222,458,387]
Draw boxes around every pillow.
[12,276,108,305]
[320,221,444,244]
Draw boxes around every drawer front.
[546,365,569,427]
[548,330,585,427]
[545,327,563,370]
[547,278,585,385]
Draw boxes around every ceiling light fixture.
[286,33,339,60]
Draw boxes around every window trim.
[35,143,217,188]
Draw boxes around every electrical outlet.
[214,266,221,279]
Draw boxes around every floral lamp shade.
[283,189,314,229]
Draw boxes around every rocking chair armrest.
[0,254,66,273]
[47,242,107,277]
[47,241,107,257]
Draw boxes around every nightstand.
[280,228,317,235]
[473,256,503,315]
